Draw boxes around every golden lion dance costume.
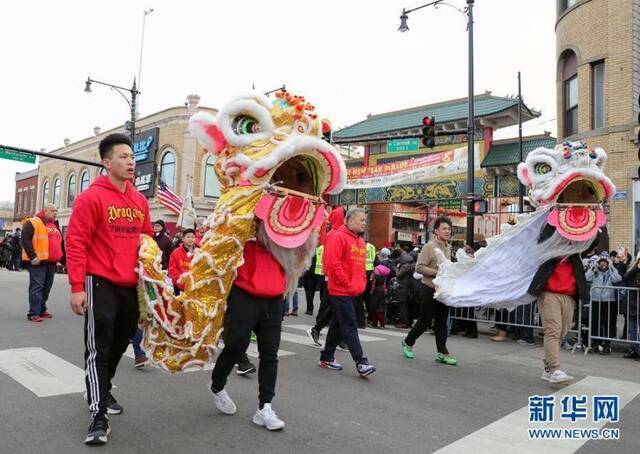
[137,91,347,372]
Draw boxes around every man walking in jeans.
[318,207,376,377]
[21,204,64,322]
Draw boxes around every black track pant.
[404,286,449,354]
[84,275,139,418]
[211,286,283,406]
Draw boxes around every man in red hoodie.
[318,207,376,377]
[21,204,64,322]
[66,133,153,446]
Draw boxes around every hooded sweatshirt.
[319,206,345,246]
[66,176,153,292]
[323,224,367,296]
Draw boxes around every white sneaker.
[540,370,551,381]
[548,370,573,384]
[252,403,285,431]
[208,382,237,415]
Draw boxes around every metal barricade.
[450,302,583,352]
[588,285,640,355]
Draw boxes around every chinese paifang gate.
[434,141,616,309]
[136,90,347,372]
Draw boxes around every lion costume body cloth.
[434,141,616,309]
[137,91,347,372]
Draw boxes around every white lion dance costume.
[434,141,615,308]
[136,90,347,372]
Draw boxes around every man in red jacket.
[168,228,197,292]
[208,223,287,431]
[318,207,376,377]
[66,133,153,446]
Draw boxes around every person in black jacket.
[394,252,415,328]
[152,220,174,270]
[622,253,640,360]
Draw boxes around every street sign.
[0,147,36,164]
[613,191,628,201]
[387,138,420,153]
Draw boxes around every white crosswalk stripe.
[0,347,85,397]
[285,323,403,340]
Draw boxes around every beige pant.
[538,291,575,372]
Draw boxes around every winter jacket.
[623,264,640,316]
[586,265,622,301]
[527,254,590,306]
[323,224,367,296]
[66,176,153,292]
[395,252,415,302]
[153,230,174,270]
[168,245,196,290]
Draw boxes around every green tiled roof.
[333,95,539,139]
[481,137,557,168]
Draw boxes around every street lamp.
[398,0,476,247]
[84,77,140,141]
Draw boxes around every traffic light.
[472,199,488,215]
[421,115,436,148]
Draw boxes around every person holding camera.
[585,254,623,355]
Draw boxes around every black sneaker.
[85,414,110,445]
[105,392,123,415]
[623,350,639,359]
[307,328,321,346]
[236,359,257,375]
[337,342,349,352]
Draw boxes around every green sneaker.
[435,353,458,366]
[401,340,415,359]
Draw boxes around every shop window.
[204,156,221,198]
[560,0,577,13]
[67,173,76,207]
[160,151,176,189]
[561,50,578,137]
[80,170,90,192]
[53,177,61,207]
[42,180,49,208]
[592,61,605,129]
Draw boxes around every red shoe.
[40,312,53,319]
[28,316,44,323]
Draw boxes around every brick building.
[556,0,640,252]
[13,169,38,222]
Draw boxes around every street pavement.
[1,268,639,454]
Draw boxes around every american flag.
[157,180,183,215]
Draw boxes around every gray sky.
[0,0,556,202]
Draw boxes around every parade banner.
[345,145,480,189]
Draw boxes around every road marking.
[434,376,640,454]
[123,342,295,368]
[0,347,85,397]
[284,324,386,342]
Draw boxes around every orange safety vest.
[21,216,49,261]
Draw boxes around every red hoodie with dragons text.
[66,176,153,292]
